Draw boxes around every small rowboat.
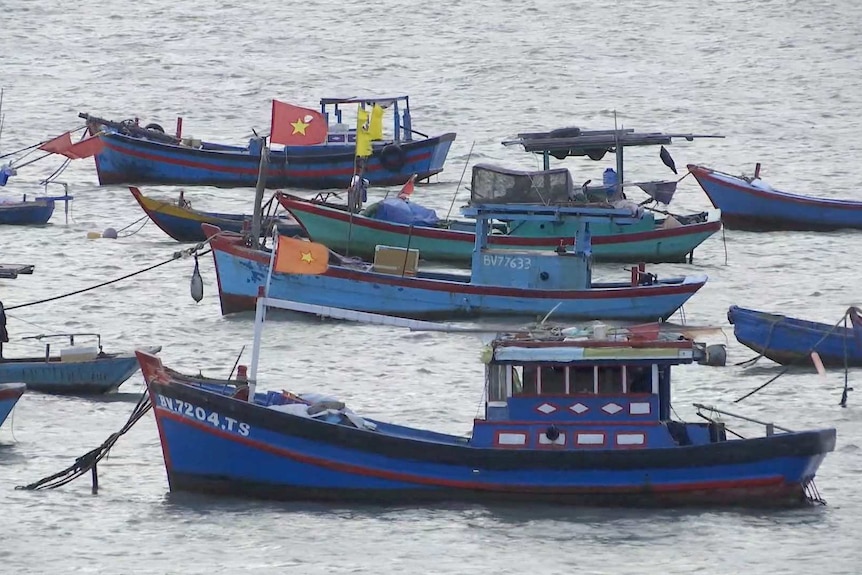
[689,164,862,231]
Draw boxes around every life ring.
[144,123,165,133]
[379,143,406,172]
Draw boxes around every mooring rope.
[17,390,152,492]
[6,243,209,311]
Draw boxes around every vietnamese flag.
[62,136,105,159]
[270,100,328,146]
[273,235,329,275]
[39,132,74,155]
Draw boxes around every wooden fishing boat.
[79,96,456,190]
[0,194,73,225]
[0,383,25,429]
[0,333,161,395]
[205,202,707,320]
[129,187,301,242]
[728,305,862,367]
[280,127,721,264]
[136,318,836,507]
[689,164,862,231]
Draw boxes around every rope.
[17,389,152,491]
[5,244,208,311]
[118,216,149,238]
[733,310,851,403]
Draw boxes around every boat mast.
[249,138,268,249]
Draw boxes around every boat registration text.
[482,255,532,269]
[156,394,250,436]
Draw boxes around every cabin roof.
[490,336,695,364]
[462,202,642,223]
[319,96,409,105]
[501,128,722,159]
[0,263,35,279]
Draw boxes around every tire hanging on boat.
[379,143,406,172]
[144,123,165,133]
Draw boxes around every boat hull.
[689,164,862,231]
[148,379,835,508]
[281,196,721,264]
[0,200,55,225]
[93,132,456,190]
[0,349,158,394]
[728,305,862,366]
[0,383,25,427]
[130,188,301,242]
[208,232,705,320]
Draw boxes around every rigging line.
[5,245,209,311]
[444,140,476,222]
[1,125,88,160]
[733,310,851,403]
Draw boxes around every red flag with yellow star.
[270,100,328,146]
[273,236,329,275]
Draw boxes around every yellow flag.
[355,107,372,158]
[369,104,385,141]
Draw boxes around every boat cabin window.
[510,364,654,396]
[487,364,507,402]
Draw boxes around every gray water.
[1,0,861,572]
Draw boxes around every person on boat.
[177,190,192,209]
[347,157,369,213]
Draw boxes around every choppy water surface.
[1,0,862,572]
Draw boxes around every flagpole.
[248,224,278,405]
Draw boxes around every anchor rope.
[16,389,152,491]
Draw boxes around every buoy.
[190,255,203,302]
[102,228,118,239]
[698,344,727,367]
[86,231,101,239]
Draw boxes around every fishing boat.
[136,306,836,507]
[689,164,862,231]
[728,305,862,367]
[0,383,25,429]
[129,187,302,242]
[279,171,720,265]
[0,264,35,279]
[205,202,707,320]
[0,193,73,225]
[0,333,161,395]
[79,96,456,190]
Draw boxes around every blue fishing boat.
[0,383,25,428]
[689,164,862,231]
[205,202,708,320]
[129,187,301,242]
[79,96,456,190]
[0,194,72,225]
[136,320,836,507]
[728,305,862,367]
[0,333,161,395]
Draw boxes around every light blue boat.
[0,383,25,428]
[205,204,708,321]
[0,334,161,395]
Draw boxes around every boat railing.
[21,333,103,360]
[693,402,792,436]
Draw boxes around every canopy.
[470,163,573,205]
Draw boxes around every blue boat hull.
[148,379,834,507]
[0,200,55,225]
[94,132,456,190]
[689,164,862,231]
[209,233,706,321]
[728,305,862,366]
[0,383,25,427]
[0,352,155,394]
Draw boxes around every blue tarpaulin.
[372,198,439,227]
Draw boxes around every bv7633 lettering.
[156,394,250,436]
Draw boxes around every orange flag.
[273,236,329,275]
[62,136,104,159]
[397,174,417,200]
[270,100,328,146]
[39,132,74,155]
